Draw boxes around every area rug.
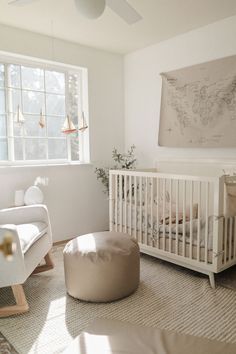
[217,265,236,290]
[0,332,18,354]
[0,245,236,354]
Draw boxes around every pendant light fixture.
[74,0,105,19]
[9,0,143,25]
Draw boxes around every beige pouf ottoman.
[63,231,140,302]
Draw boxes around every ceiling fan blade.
[106,0,142,24]
[8,0,39,6]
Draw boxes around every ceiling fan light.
[74,0,106,19]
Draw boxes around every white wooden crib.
[109,167,236,288]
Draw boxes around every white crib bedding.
[151,237,213,263]
[113,222,213,263]
[118,199,198,221]
[158,218,214,249]
[114,208,214,250]
[128,220,213,249]
[114,214,235,264]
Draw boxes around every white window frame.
[0,51,90,166]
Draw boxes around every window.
[0,56,87,164]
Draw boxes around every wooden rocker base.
[0,252,54,317]
[0,284,29,318]
[33,252,54,274]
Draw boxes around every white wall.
[124,15,236,169]
[0,24,124,242]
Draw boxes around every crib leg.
[209,272,216,289]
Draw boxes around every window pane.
[13,121,24,137]
[23,90,44,115]
[0,115,6,136]
[68,73,79,122]
[0,138,8,160]
[48,138,67,159]
[71,137,79,161]
[0,90,5,114]
[0,63,82,163]
[45,71,65,94]
[0,64,4,88]
[47,116,64,137]
[24,114,46,137]
[9,89,21,113]
[9,65,20,88]
[25,138,46,160]
[22,66,44,91]
[46,94,65,116]
[14,138,23,160]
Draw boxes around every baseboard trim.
[53,239,73,246]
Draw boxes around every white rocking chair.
[0,204,53,317]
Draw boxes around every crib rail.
[221,216,236,269]
[109,170,236,273]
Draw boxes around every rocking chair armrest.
[0,204,50,226]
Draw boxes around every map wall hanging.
[158,55,236,147]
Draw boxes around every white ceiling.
[1,0,236,54]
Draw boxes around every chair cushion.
[17,222,48,254]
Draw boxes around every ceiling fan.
[8,0,143,25]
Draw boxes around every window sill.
[0,161,93,168]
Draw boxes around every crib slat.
[156,177,160,248]
[190,181,193,259]
[182,180,186,257]
[229,217,233,261]
[129,175,132,236]
[109,173,113,231]
[222,218,225,264]
[224,217,227,264]
[163,178,166,251]
[175,180,179,255]
[150,177,154,247]
[124,175,127,233]
[119,174,123,233]
[234,216,236,260]
[205,182,209,264]
[169,179,172,253]
[139,176,142,243]
[134,176,137,240]
[115,174,118,232]
[145,177,148,245]
[197,181,201,262]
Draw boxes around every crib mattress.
[140,237,213,264]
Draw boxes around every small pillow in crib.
[157,202,198,221]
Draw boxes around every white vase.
[14,190,25,207]
[24,186,44,205]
